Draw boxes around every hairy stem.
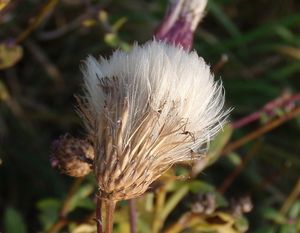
[96,193,103,233]
[105,200,116,233]
[129,199,137,233]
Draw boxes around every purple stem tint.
[129,199,137,233]
[96,195,103,233]
[232,92,300,129]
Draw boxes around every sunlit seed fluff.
[78,40,228,201]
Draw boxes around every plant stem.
[232,92,300,129]
[105,200,116,233]
[15,0,59,44]
[163,212,194,233]
[280,177,300,215]
[46,219,68,233]
[129,199,137,233]
[218,141,262,194]
[222,107,300,155]
[212,54,228,74]
[152,187,167,233]
[60,178,84,217]
[96,193,103,233]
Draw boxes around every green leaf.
[207,124,233,165]
[215,14,300,50]
[277,46,300,60]
[0,43,23,70]
[208,1,241,38]
[37,198,61,230]
[189,180,215,193]
[288,201,300,219]
[262,208,287,224]
[4,207,27,233]
[65,183,94,213]
[189,181,228,208]
[104,33,131,51]
[112,17,128,32]
[104,33,119,47]
[227,152,242,166]
[234,216,249,232]
[191,124,233,176]
[255,226,276,233]
[0,80,10,102]
[279,224,297,233]
[75,198,94,210]
[214,192,229,208]
[161,185,189,221]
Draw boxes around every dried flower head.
[78,40,228,201]
[50,135,94,177]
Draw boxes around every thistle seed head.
[50,135,94,177]
[78,40,229,200]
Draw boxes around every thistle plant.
[80,41,227,232]
[79,40,227,200]
[51,1,229,232]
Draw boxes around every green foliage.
[37,199,61,230]
[4,207,27,233]
[0,43,23,70]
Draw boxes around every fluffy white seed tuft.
[78,40,228,200]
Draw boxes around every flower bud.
[50,135,94,177]
[191,193,216,215]
[155,0,208,51]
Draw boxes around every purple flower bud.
[155,0,207,51]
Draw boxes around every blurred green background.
[1,0,300,232]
